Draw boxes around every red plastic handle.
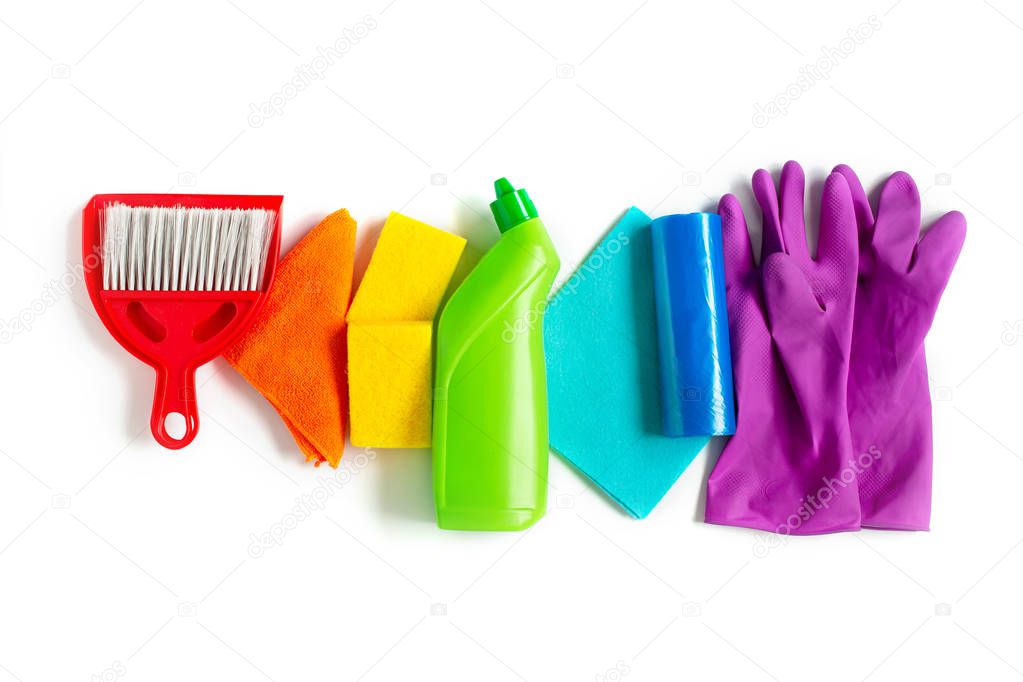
[150,364,200,449]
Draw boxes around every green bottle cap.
[490,177,537,233]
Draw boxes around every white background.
[0,1,1020,680]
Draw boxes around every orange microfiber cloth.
[225,209,357,467]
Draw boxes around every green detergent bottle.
[433,178,560,531]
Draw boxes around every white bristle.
[101,203,276,291]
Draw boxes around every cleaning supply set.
[546,209,714,518]
[347,212,465,449]
[433,179,560,531]
[225,209,357,467]
[83,194,282,449]
[82,162,964,535]
[839,165,965,530]
[705,166,863,534]
[705,162,965,534]
[650,213,735,439]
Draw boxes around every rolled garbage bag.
[650,213,736,437]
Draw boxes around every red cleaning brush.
[83,194,282,449]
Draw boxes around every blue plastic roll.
[650,213,736,437]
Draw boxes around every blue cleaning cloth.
[544,208,709,518]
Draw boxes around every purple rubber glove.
[706,163,861,534]
[833,165,966,530]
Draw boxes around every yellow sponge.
[347,212,467,324]
[348,323,433,447]
[347,212,466,448]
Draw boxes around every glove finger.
[779,160,810,261]
[718,193,756,287]
[762,252,847,429]
[832,164,875,244]
[910,209,966,307]
[873,171,921,271]
[752,168,786,257]
[816,171,858,294]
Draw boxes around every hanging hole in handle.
[164,412,187,440]
[152,404,199,449]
